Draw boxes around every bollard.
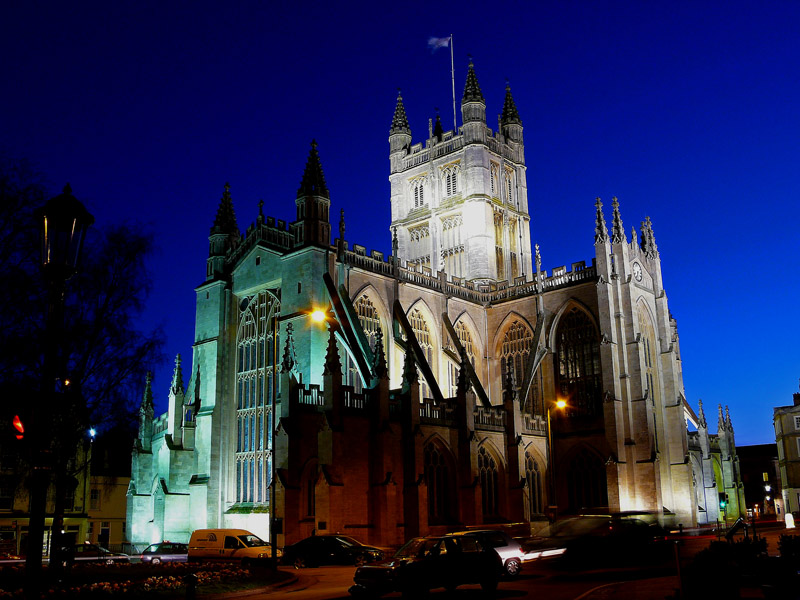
[185,572,198,600]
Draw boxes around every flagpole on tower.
[450,34,457,132]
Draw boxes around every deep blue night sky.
[3,1,798,445]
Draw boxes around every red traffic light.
[12,415,24,440]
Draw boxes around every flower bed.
[0,562,278,598]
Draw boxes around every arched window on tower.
[442,164,460,197]
[494,211,505,281]
[638,303,661,452]
[412,178,425,208]
[501,320,538,414]
[424,442,456,524]
[524,451,543,518]
[478,445,501,519]
[409,309,434,400]
[235,290,279,505]
[490,163,499,197]
[554,307,602,418]
[504,169,514,204]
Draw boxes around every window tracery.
[410,308,434,400]
[524,451,543,518]
[440,214,464,277]
[501,320,538,413]
[235,290,279,504]
[441,164,460,197]
[555,307,602,418]
[479,445,500,518]
[425,442,455,524]
[447,320,475,397]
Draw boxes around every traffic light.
[12,415,24,440]
[719,491,728,510]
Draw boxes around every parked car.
[282,534,385,568]
[524,513,669,567]
[349,534,501,597]
[188,529,280,566]
[139,542,188,564]
[62,543,130,565]
[448,529,526,576]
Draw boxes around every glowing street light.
[546,397,567,522]
[310,309,327,323]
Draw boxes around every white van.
[188,529,280,566]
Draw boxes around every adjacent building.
[774,381,800,517]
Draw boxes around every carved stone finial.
[402,345,418,385]
[697,399,706,428]
[611,197,626,244]
[171,354,185,395]
[373,328,388,379]
[323,323,341,376]
[281,322,297,373]
[594,197,609,244]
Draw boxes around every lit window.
[794,416,800,430]
[555,307,602,418]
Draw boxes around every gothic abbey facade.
[127,62,743,549]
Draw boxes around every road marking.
[573,581,626,600]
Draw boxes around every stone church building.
[127,62,743,549]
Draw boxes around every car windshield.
[333,536,362,547]
[395,538,440,559]
[142,545,158,554]
[238,535,268,547]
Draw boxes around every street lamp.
[546,398,566,523]
[26,184,93,594]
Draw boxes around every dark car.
[449,530,526,576]
[139,542,188,564]
[62,543,130,565]
[349,534,501,597]
[525,513,669,567]
[282,534,385,568]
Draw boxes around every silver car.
[139,542,188,564]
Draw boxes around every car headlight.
[258,553,267,559]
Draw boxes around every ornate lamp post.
[26,185,93,592]
[546,398,566,523]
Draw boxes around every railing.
[341,248,597,305]
[419,398,455,425]
[344,387,367,410]
[298,384,324,406]
[153,414,168,434]
[522,414,546,434]
[474,405,505,430]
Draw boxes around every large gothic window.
[341,295,384,392]
[478,445,500,519]
[410,309,434,400]
[447,320,475,397]
[504,170,514,204]
[440,215,465,277]
[408,225,431,270]
[425,442,455,524]
[490,163,499,197]
[501,320,538,413]
[412,178,425,208]
[638,304,661,451]
[555,307,602,418]
[524,451,543,518]
[566,448,608,513]
[235,291,279,504]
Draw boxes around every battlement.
[402,126,523,170]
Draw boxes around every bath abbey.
[127,62,744,549]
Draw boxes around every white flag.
[428,36,451,51]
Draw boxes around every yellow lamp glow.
[555,399,567,409]
[310,309,326,323]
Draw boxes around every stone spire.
[210,183,240,238]
[433,112,444,141]
[390,90,411,135]
[171,354,185,395]
[717,404,725,433]
[297,140,329,199]
[697,399,707,428]
[594,198,609,244]
[646,217,658,256]
[501,83,522,125]
[611,197,626,244]
[725,405,733,433]
[373,328,388,379]
[323,323,341,376]
[640,217,658,259]
[281,322,297,373]
[456,348,469,394]
[402,345,418,385]
[462,59,485,104]
[140,371,154,416]
[631,226,638,246]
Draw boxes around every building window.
[490,163,499,197]
[478,446,500,519]
[407,225,431,271]
[501,320,537,413]
[504,170,514,203]
[425,443,455,524]
[794,416,800,430]
[555,307,602,418]
[340,295,384,392]
[442,164,460,197]
[524,452,543,518]
[90,489,100,510]
[494,211,505,281]
[447,321,475,398]
[440,215,464,277]
[235,290,280,504]
[88,522,94,534]
[412,179,425,208]
[409,309,434,400]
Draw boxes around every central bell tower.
[388,61,532,283]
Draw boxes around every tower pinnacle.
[594,198,609,244]
[462,59,485,105]
[611,197,626,244]
[390,90,411,135]
[171,354,185,396]
[501,83,522,125]
[211,183,240,238]
[298,140,329,199]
